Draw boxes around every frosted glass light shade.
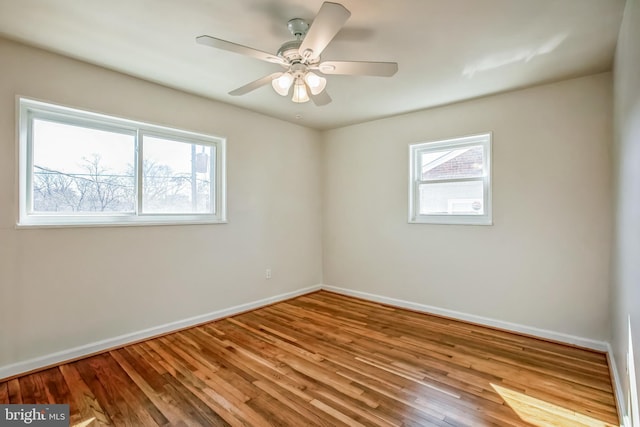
[303,72,327,95]
[292,80,310,103]
[271,73,294,96]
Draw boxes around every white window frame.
[408,133,492,225]
[17,97,227,227]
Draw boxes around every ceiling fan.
[196,1,398,106]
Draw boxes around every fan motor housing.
[277,40,303,62]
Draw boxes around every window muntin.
[19,98,226,226]
[409,133,491,225]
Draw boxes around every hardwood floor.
[0,291,619,426]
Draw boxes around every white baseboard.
[322,285,609,352]
[0,284,322,381]
[607,343,628,427]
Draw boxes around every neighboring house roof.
[422,146,483,180]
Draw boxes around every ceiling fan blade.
[317,60,398,77]
[299,2,351,60]
[196,35,286,65]
[309,89,332,106]
[229,72,283,96]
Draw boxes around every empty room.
[0,0,638,426]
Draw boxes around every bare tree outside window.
[33,154,134,213]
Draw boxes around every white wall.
[612,0,640,422]
[0,38,323,369]
[323,73,613,341]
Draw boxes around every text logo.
[0,405,69,426]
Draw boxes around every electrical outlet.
[265,268,272,279]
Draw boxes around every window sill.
[16,215,228,229]
[409,215,493,226]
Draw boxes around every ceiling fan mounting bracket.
[287,18,309,39]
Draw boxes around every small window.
[18,98,226,227]
[409,133,492,225]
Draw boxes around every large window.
[18,98,226,226]
[409,133,492,225]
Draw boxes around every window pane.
[419,181,484,215]
[32,119,135,213]
[420,145,484,180]
[142,135,213,214]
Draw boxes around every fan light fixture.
[272,70,326,103]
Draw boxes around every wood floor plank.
[0,291,620,426]
[18,373,49,404]
[127,344,231,426]
[58,363,112,426]
[41,368,72,404]
[141,339,265,426]
[74,355,135,425]
[7,379,22,404]
[0,381,8,404]
[110,348,193,425]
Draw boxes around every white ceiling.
[0,0,625,130]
